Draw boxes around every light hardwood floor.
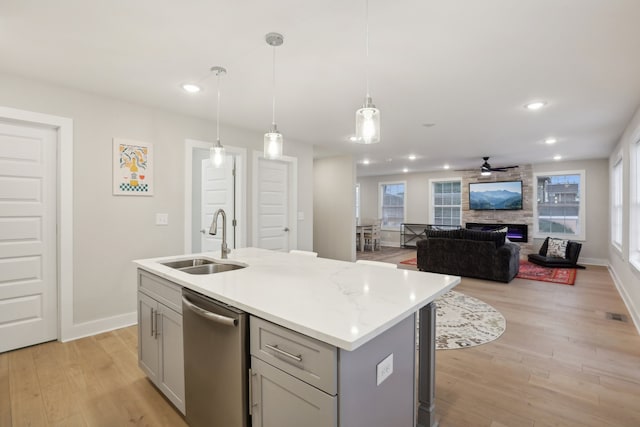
[1,248,639,426]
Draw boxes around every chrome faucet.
[209,209,231,259]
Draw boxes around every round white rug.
[435,290,506,350]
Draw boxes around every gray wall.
[358,159,609,263]
[313,155,356,261]
[0,72,314,331]
[609,105,640,332]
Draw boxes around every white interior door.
[256,158,290,251]
[201,155,235,252]
[0,122,57,352]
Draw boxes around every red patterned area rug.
[516,260,577,285]
[400,257,417,266]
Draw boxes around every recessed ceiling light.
[409,154,416,161]
[553,155,562,161]
[402,167,409,173]
[362,159,370,165]
[349,136,358,142]
[443,164,450,170]
[422,123,436,128]
[544,137,557,144]
[182,83,202,93]
[525,101,546,110]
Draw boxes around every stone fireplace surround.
[462,164,534,256]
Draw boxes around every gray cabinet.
[250,317,337,427]
[250,356,336,427]
[249,315,416,427]
[137,271,185,414]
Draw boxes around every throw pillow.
[461,228,506,247]
[492,226,512,243]
[426,228,463,239]
[547,238,568,258]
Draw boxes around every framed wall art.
[113,138,154,196]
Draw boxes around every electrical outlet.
[376,353,393,386]
[156,213,169,225]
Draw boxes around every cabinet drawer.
[251,356,337,427]
[138,270,182,313]
[250,317,337,395]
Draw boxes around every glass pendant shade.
[210,139,225,167]
[355,97,380,144]
[264,128,283,159]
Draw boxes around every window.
[430,179,461,226]
[533,170,585,240]
[378,181,406,230]
[355,183,361,222]
[631,140,640,270]
[611,157,623,251]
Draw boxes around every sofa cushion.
[425,228,463,239]
[547,238,569,258]
[461,228,506,248]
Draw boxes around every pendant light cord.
[272,45,277,127]
[216,73,221,142]
[365,0,370,99]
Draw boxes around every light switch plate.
[376,353,393,386]
[156,213,169,225]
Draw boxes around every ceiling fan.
[480,157,518,175]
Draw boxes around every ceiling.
[2,0,640,176]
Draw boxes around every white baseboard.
[608,265,640,335]
[61,311,137,342]
[580,257,608,266]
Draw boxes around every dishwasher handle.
[182,296,238,327]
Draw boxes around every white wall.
[0,72,314,338]
[313,155,356,261]
[609,105,640,333]
[358,159,609,264]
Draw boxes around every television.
[469,180,522,210]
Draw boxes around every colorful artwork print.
[113,139,153,195]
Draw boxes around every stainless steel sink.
[161,258,213,269]
[180,263,245,275]
[160,258,245,274]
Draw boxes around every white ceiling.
[2,0,640,176]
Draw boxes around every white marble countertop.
[134,248,459,351]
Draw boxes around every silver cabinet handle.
[265,344,302,362]
[283,227,290,232]
[182,296,238,326]
[155,310,161,339]
[150,308,155,337]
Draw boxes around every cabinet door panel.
[252,357,336,427]
[138,292,159,383]
[158,305,185,414]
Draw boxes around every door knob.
[284,227,290,232]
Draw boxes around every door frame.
[184,139,247,253]
[252,151,298,250]
[0,105,74,342]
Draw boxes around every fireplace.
[465,222,528,243]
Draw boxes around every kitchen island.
[135,247,459,427]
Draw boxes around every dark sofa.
[416,228,520,283]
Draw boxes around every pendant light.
[355,0,380,144]
[264,32,284,159]
[210,66,226,168]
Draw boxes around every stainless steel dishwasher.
[182,288,248,427]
